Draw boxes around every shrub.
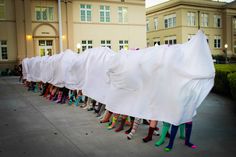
[213,64,236,96]
[212,55,227,64]
[228,72,236,100]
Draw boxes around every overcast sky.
[145,0,235,8]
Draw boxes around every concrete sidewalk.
[0,77,235,157]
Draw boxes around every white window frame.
[234,39,236,54]
[0,0,5,19]
[119,40,128,50]
[187,12,196,26]
[38,40,53,56]
[201,13,208,27]
[80,4,91,22]
[35,6,54,21]
[206,35,209,43]
[146,19,149,32]
[118,7,128,23]
[214,15,221,28]
[164,36,177,45]
[101,40,111,49]
[234,18,236,30]
[164,14,176,28]
[147,39,150,47]
[81,40,93,52]
[100,5,110,22]
[154,17,158,30]
[153,38,160,46]
[0,40,8,60]
[214,36,221,48]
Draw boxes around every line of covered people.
[24,80,196,152]
[21,31,216,152]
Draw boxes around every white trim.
[164,14,176,28]
[118,7,128,23]
[80,4,92,22]
[0,0,5,20]
[81,40,93,52]
[119,40,128,50]
[101,40,111,49]
[100,5,110,23]
[214,15,221,28]
[0,40,8,60]
[187,12,196,26]
[154,17,158,30]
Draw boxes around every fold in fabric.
[22,30,215,125]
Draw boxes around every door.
[39,40,53,56]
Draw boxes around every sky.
[145,0,235,8]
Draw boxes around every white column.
[58,0,63,52]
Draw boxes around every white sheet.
[22,30,215,125]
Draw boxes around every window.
[146,19,149,32]
[164,14,176,28]
[164,36,177,45]
[154,17,158,30]
[234,39,236,54]
[234,18,236,30]
[118,7,128,23]
[0,40,7,60]
[214,36,221,48]
[81,40,93,52]
[153,38,160,46]
[0,0,5,19]
[201,13,208,27]
[187,12,196,26]
[38,40,53,56]
[101,40,111,49]
[80,4,91,22]
[119,40,128,50]
[188,34,195,41]
[147,39,150,47]
[214,15,221,28]
[100,5,110,22]
[206,35,209,43]
[35,7,53,21]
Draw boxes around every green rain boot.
[155,122,171,147]
[74,96,82,107]
[34,83,38,93]
[179,123,185,139]
[68,94,74,106]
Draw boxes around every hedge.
[228,72,236,100]
[213,64,236,99]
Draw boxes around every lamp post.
[224,44,228,64]
[77,43,81,53]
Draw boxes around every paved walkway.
[0,77,235,157]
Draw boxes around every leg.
[185,122,197,148]
[56,90,63,103]
[179,123,185,139]
[143,120,157,143]
[100,110,112,123]
[95,102,102,113]
[107,114,119,130]
[125,116,135,134]
[115,115,128,132]
[83,97,92,109]
[155,122,171,146]
[97,103,106,117]
[127,118,141,140]
[165,125,179,152]
[74,96,82,107]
